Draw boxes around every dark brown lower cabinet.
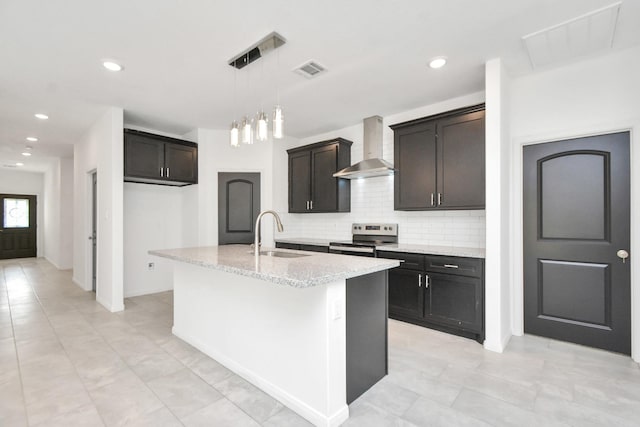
[388,268,424,319]
[378,251,484,343]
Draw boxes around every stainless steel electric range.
[329,223,398,257]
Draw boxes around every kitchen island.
[150,245,399,427]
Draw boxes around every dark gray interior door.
[218,173,260,245]
[0,194,37,259]
[523,132,631,354]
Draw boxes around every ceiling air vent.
[522,1,621,69]
[294,60,326,78]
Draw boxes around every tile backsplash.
[277,175,486,248]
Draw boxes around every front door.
[0,194,37,259]
[523,132,631,354]
[218,173,261,245]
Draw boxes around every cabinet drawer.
[377,251,424,271]
[300,244,329,253]
[425,256,482,278]
[275,242,301,250]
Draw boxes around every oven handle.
[329,246,375,254]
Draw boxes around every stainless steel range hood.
[333,116,395,179]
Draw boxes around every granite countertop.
[275,237,485,259]
[376,244,485,259]
[274,238,334,246]
[149,245,399,288]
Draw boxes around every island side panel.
[171,262,348,427]
[345,270,388,404]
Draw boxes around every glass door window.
[3,198,30,228]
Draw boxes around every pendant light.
[229,56,240,147]
[241,116,253,144]
[273,106,283,139]
[272,47,284,139]
[254,58,269,142]
[227,32,287,146]
[255,110,268,141]
[230,121,240,147]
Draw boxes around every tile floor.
[2,258,640,426]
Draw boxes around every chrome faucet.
[254,210,284,257]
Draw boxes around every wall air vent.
[2,164,17,168]
[294,60,327,78]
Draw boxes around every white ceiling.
[1,0,639,172]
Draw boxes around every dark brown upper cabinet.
[390,104,485,210]
[124,129,198,186]
[287,138,352,213]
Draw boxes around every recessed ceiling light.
[22,152,32,157]
[16,162,24,166]
[26,137,38,142]
[103,61,123,72]
[429,57,447,69]
[35,113,49,120]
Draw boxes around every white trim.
[96,293,124,312]
[84,170,96,294]
[511,123,638,362]
[124,285,173,298]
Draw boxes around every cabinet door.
[388,268,424,319]
[394,122,437,210]
[311,144,338,212]
[124,134,164,179]
[165,143,198,183]
[289,150,311,213]
[437,110,485,209]
[425,272,483,333]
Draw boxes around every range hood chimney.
[333,116,395,179]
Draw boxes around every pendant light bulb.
[230,121,240,148]
[241,116,254,144]
[273,105,284,139]
[255,111,268,142]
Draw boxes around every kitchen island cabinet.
[150,245,398,426]
[391,104,485,210]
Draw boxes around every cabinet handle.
[306,201,310,210]
[310,200,313,210]
[160,167,164,177]
[425,274,429,289]
[444,264,459,269]
[430,193,434,206]
[437,193,442,206]
[418,274,422,287]
[167,167,170,178]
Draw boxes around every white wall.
[43,157,74,269]
[272,92,487,248]
[0,169,44,257]
[123,183,183,297]
[123,126,276,297]
[73,107,124,312]
[484,58,512,352]
[192,128,276,247]
[509,45,640,361]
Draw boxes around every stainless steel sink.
[258,250,310,258]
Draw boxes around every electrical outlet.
[147,262,155,271]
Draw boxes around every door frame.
[83,169,97,292]
[511,124,639,362]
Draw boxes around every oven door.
[328,245,376,257]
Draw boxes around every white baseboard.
[96,294,124,313]
[173,326,349,427]
[484,331,512,353]
[124,285,173,298]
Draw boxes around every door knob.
[617,249,629,263]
